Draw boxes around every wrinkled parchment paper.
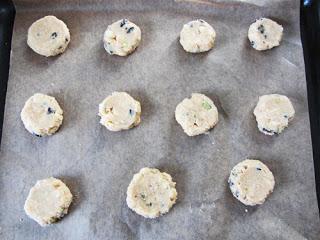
[1,0,319,239]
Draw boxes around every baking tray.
[0,0,15,147]
[0,0,319,239]
[301,0,320,214]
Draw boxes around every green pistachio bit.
[140,193,146,200]
[202,101,212,110]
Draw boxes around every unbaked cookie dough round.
[175,93,218,136]
[179,19,216,53]
[248,18,283,51]
[24,177,73,226]
[98,92,141,131]
[228,159,275,206]
[253,94,295,135]
[27,15,70,57]
[21,93,63,137]
[103,19,141,56]
[126,167,177,218]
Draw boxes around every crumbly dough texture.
[179,19,216,53]
[103,19,141,56]
[126,168,177,218]
[175,93,218,136]
[27,15,70,57]
[21,93,63,137]
[228,159,275,206]
[248,18,283,51]
[253,94,295,135]
[24,177,73,226]
[98,92,141,131]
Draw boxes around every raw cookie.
[248,18,283,51]
[24,177,73,226]
[21,93,63,137]
[175,93,218,136]
[103,19,141,56]
[179,19,216,53]
[228,159,275,206]
[126,167,177,218]
[27,15,70,57]
[98,92,141,131]
[253,94,295,135]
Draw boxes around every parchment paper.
[1,0,319,239]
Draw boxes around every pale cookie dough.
[228,159,275,206]
[253,94,295,135]
[24,177,73,226]
[179,19,216,53]
[21,93,63,137]
[126,168,177,218]
[98,92,141,131]
[248,18,283,51]
[27,15,70,57]
[103,19,141,56]
[175,93,218,136]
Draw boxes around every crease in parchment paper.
[252,212,309,240]
[175,0,281,7]
[281,57,298,68]
[175,0,241,7]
